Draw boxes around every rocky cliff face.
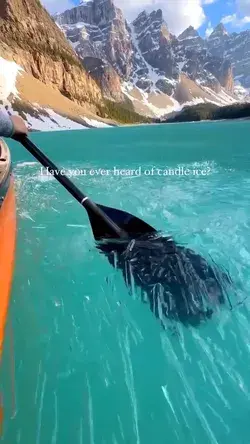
[132,10,178,79]
[0,0,103,109]
[207,24,250,88]
[83,57,123,101]
[173,24,236,94]
[178,26,205,51]
[56,0,134,79]
[207,23,229,58]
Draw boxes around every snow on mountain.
[55,1,250,117]
[22,109,111,131]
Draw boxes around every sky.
[41,0,250,37]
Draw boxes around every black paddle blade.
[87,203,157,241]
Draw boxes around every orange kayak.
[0,139,16,359]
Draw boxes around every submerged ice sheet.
[1,123,250,444]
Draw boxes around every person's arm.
[0,112,28,138]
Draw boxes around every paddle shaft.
[15,135,127,239]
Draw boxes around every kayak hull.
[0,140,16,358]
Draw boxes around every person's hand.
[10,115,28,136]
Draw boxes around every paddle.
[13,135,156,242]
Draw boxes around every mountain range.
[55,0,250,117]
[0,0,249,129]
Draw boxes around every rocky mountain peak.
[132,10,147,26]
[208,23,228,41]
[177,24,204,54]
[133,8,172,44]
[207,24,250,89]
[149,8,164,21]
[132,8,177,80]
[133,8,164,26]
[56,0,134,98]
[56,0,119,26]
[178,25,199,40]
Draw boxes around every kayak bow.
[0,139,16,357]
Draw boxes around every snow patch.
[0,57,23,102]
[130,24,163,91]
[179,35,199,41]
[122,81,180,117]
[23,107,111,131]
[23,109,87,132]
[203,87,237,106]
[70,41,80,49]
[177,61,186,71]
[82,117,111,128]
[122,79,241,118]
[233,80,250,102]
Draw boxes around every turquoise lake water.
[1,120,250,444]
